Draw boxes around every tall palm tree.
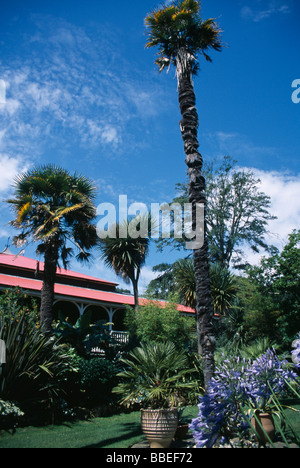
[145,0,222,387]
[7,165,98,332]
[97,217,150,310]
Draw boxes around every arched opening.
[53,301,80,325]
[112,308,126,331]
[85,305,109,324]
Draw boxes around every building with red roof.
[0,251,195,334]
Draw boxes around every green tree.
[234,276,280,345]
[247,230,300,346]
[145,0,222,388]
[97,217,150,310]
[6,165,98,332]
[145,263,175,300]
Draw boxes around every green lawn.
[0,403,298,449]
[0,411,144,449]
[0,407,199,449]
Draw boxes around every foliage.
[113,341,201,409]
[145,0,222,77]
[145,263,175,300]
[6,164,98,266]
[239,337,279,360]
[0,288,39,325]
[173,258,196,308]
[97,215,151,308]
[0,399,24,431]
[6,164,98,330]
[209,262,236,315]
[66,355,121,409]
[0,306,74,406]
[146,259,236,316]
[53,310,116,359]
[234,276,281,344]
[190,346,299,448]
[246,230,300,345]
[125,300,196,351]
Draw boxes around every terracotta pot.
[251,412,275,444]
[141,408,179,449]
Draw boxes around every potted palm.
[113,341,197,448]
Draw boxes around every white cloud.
[239,168,300,266]
[241,1,291,22]
[0,15,168,163]
[0,154,30,194]
[252,169,300,244]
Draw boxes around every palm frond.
[145,0,222,76]
[52,203,85,222]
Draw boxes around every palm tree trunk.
[40,241,59,333]
[132,272,140,311]
[177,70,215,389]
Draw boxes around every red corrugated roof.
[0,253,118,286]
[0,273,195,313]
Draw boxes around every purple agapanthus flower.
[291,333,300,368]
[244,348,298,410]
[190,354,251,448]
[191,340,300,448]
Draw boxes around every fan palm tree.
[174,257,196,309]
[97,216,150,310]
[113,341,197,409]
[6,165,98,332]
[209,262,236,316]
[145,0,222,387]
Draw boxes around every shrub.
[53,311,117,358]
[0,287,39,324]
[75,356,120,408]
[0,399,24,431]
[125,301,196,351]
[0,303,75,412]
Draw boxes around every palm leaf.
[52,203,85,222]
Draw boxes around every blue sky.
[0,0,299,291]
